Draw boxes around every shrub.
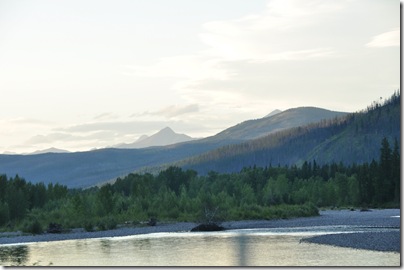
[84,221,94,232]
[22,219,43,235]
[96,216,117,231]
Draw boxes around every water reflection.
[0,229,400,266]
[136,238,151,251]
[100,239,111,254]
[0,245,29,266]
[235,233,249,266]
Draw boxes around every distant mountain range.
[114,127,195,149]
[0,92,399,189]
[29,148,70,155]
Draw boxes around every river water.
[0,227,399,266]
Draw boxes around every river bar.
[0,209,400,252]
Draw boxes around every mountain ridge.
[29,147,70,155]
[114,127,195,149]
[265,109,282,118]
[209,106,347,141]
[0,95,398,189]
[174,92,400,175]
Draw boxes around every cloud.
[61,121,165,134]
[24,130,127,151]
[198,0,345,62]
[366,28,400,48]
[258,48,337,62]
[121,0,398,127]
[126,55,234,81]
[25,133,77,145]
[124,0,349,116]
[140,104,200,119]
[126,0,344,85]
[58,119,207,136]
[1,117,53,126]
[93,112,118,121]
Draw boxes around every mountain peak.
[213,107,348,141]
[265,109,282,118]
[159,127,175,134]
[116,127,194,149]
[135,135,149,143]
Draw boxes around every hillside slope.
[178,92,400,174]
[207,107,347,141]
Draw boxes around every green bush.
[21,219,43,235]
[96,216,117,231]
[84,221,94,232]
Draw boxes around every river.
[0,226,399,266]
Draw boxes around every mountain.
[29,147,70,155]
[115,127,195,149]
[2,151,17,155]
[265,109,282,118]
[0,95,397,189]
[176,92,401,175]
[209,107,347,141]
[136,135,149,142]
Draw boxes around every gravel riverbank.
[0,209,400,252]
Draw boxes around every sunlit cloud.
[366,28,400,48]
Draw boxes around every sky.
[0,0,400,153]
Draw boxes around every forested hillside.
[0,105,350,188]
[178,91,400,175]
[0,141,223,188]
[0,136,399,234]
[0,92,398,189]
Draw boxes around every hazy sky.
[0,0,400,153]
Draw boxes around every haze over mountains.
[114,127,195,149]
[0,93,400,189]
[29,148,71,155]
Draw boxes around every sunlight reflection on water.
[0,229,400,266]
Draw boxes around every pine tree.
[391,138,400,203]
[377,137,392,204]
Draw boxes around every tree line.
[0,137,399,234]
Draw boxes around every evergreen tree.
[358,163,373,205]
[377,137,392,204]
[97,184,115,215]
[391,138,400,203]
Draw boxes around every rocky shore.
[0,209,400,252]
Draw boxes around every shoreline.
[0,209,400,252]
